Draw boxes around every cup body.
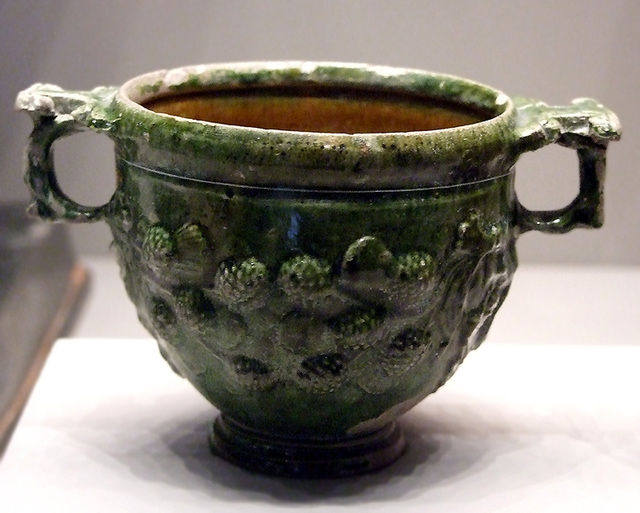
[105,63,518,435]
[112,161,516,436]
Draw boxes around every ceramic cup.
[16,62,620,478]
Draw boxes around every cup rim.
[114,62,517,191]
[118,61,513,136]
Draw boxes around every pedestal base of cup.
[209,416,405,478]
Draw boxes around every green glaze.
[16,62,621,477]
[111,167,515,435]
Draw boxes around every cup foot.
[209,416,405,478]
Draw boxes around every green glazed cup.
[16,62,621,478]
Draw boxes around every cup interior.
[142,84,496,134]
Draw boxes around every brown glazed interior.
[143,85,493,134]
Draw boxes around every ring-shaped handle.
[513,97,621,234]
[16,84,119,223]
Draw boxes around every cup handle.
[513,97,621,234]
[15,84,119,223]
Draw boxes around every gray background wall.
[1,0,637,265]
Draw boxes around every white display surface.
[2,337,639,512]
